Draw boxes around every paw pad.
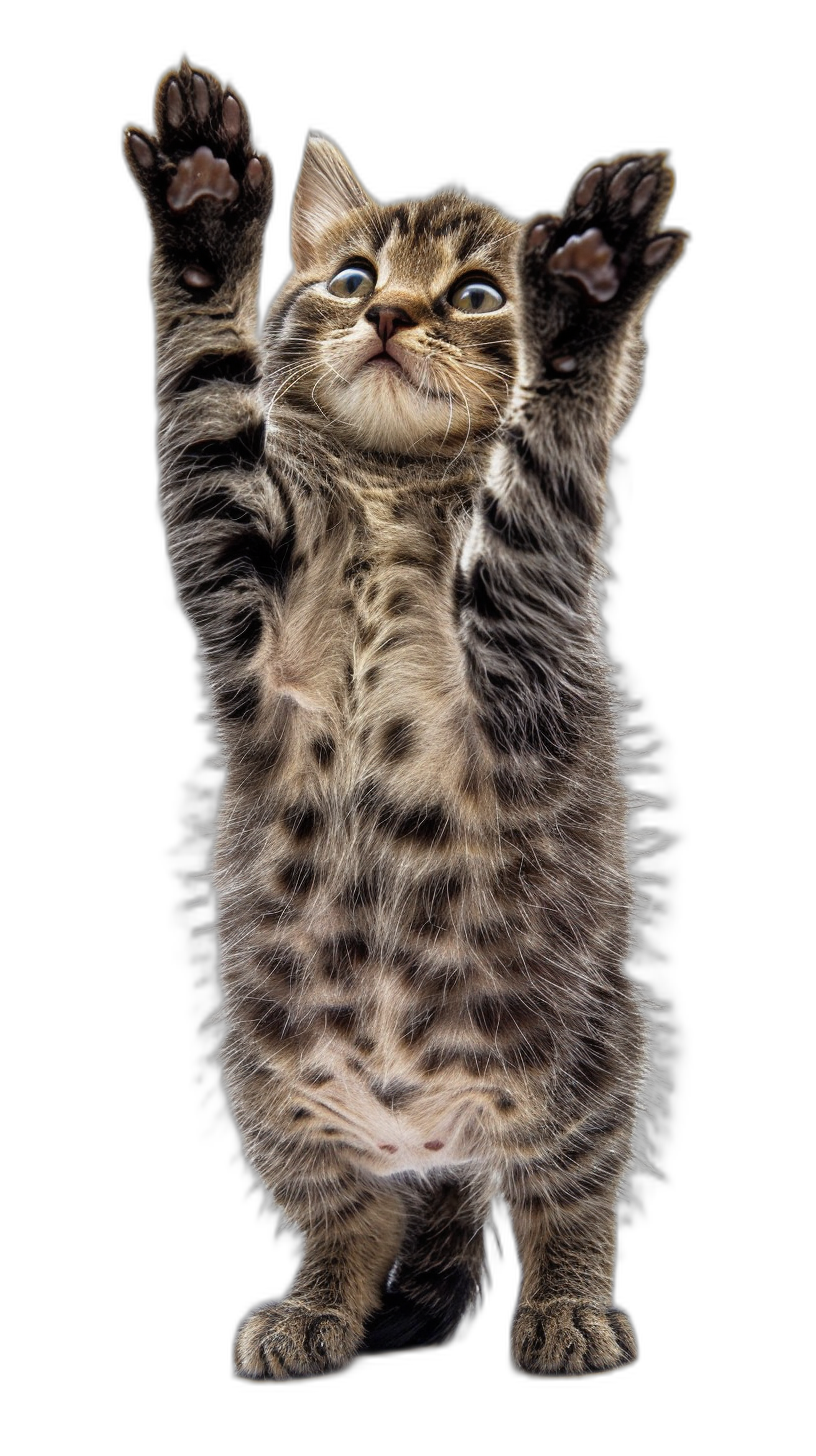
[608,160,641,202]
[166,146,239,211]
[526,214,561,254]
[548,227,620,303]
[223,95,243,139]
[181,264,217,290]
[574,165,603,208]
[630,172,658,216]
[192,72,210,122]
[165,79,184,129]
[644,235,676,268]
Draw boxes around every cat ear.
[291,133,372,269]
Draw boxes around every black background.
[100,34,734,1432]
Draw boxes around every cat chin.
[316,373,461,455]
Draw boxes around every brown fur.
[125,60,684,1377]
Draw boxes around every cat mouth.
[354,339,446,401]
[364,349,404,374]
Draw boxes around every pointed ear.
[291,133,372,269]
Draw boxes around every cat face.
[264,136,521,456]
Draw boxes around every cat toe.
[157,62,222,142]
[576,152,669,218]
[547,226,620,303]
[525,214,561,254]
[124,128,157,176]
[150,58,271,199]
[512,1301,637,1376]
[524,150,684,324]
[126,60,272,248]
[234,1301,360,1380]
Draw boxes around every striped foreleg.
[234,1162,406,1379]
[504,1123,637,1377]
[456,153,685,760]
[125,64,295,726]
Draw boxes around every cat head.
[264,135,521,457]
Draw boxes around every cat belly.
[293,1052,489,1176]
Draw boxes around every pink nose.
[365,305,414,345]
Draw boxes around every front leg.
[456,154,685,759]
[125,60,272,308]
[523,151,685,443]
[125,65,294,733]
[508,1189,636,1376]
[504,1062,640,1376]
[234,1168,406,1379]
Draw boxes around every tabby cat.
[124,61,684,1378]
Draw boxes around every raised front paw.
[523,153,685,349]
[124,61,272,292]
[234,1300,361,1380]
[512,1299,637,1376]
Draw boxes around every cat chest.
[262,502,469,730]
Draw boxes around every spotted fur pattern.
[124,61,684,1378]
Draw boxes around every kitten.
[125,60,684,1378]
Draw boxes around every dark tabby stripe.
[311,734,336,766]
[370,797,451,848]
[178,486,256,528]
[210,526,292,594]
[230,603,264,657]
[218,679,260,723]
[128,64,677,1380]
[176,420,266,477]
[481,491,538,553]
[175,350,261,392]
[380,715,416,763]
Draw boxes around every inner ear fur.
[291,134,373,270]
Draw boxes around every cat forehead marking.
[347,197,517,281]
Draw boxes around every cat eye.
[327,262,376,300]
[449,277,505,314]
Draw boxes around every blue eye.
[327,264,376,299]
[449,278,505,314]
